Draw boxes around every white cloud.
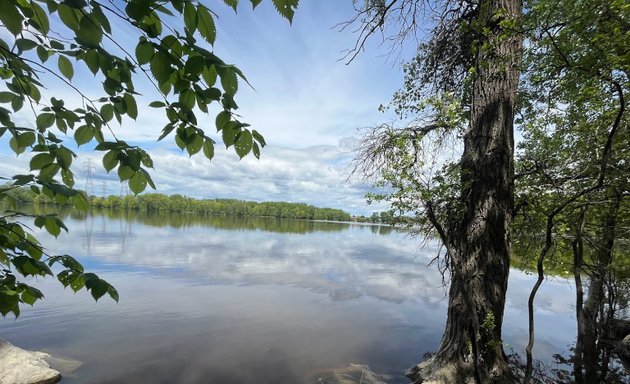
[1,1,408,215]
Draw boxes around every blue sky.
[0,1,419,215]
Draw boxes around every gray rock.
[308,364,391,384]
[0,339,61,384]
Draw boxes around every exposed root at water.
[406,356,476,384]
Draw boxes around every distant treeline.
[7,188,392,223]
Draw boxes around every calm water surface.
[0,210,579,383]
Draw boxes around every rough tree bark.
[406,0,522,382]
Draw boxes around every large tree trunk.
[407,0,522,382]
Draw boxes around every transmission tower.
[120,182,130,196]
[102,181,107,197]
[83,159,95,197]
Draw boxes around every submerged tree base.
[406,357,476,384]
[406,354,518,384]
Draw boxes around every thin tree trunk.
[406,0,522,382]
[582,191,621,383]
[572,208,587,384]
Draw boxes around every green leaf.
[222,121,238,147]
[101,104,114,122]
[39,163,61,179]
[272,0,299,23]
[107,285,119,302]
[252,141,260,158]
[197,6,217,45]
[123,93,138,119]
[135,41,154,65]
[93,4,111,34]
[20,285,44,305]
[250,0,263,8]
[89,279,109,301]
[185,56,205,75]
[76,15,103,48]
[69,275,85,292]
[139,168,156,189]
[186,134,203,156]
[0,1,23,36]
[179,89,196,110]
[234,130,253,158]
[37,113,56,130]
[203,139,215,160]
[129,172,147,194]
[30,2,50,35]
[29,153,54,170]
[0,291,20,317]
[127,149,142,171]
[252,130,266,146]
[223,0,238,11]
[58,56,74,81]
[202,66,217,86]
[16,132,36,148]
[44,218,61,237]
[13,256,50,276]
[71,192,89,211]
[0,91,15,102]
[11,96,23,112]
[36,46,49,62]
[61,168,75,187]
[49,40,64,50]
[57,4,80,31]
[141,153,153,168]
[103,150,119,172]
[74,125,94,146]
[16,38,37,52]
[215,110,231,131]
[150,51,172,83]
[0,248,8,265]
[84,49,100,74]
[55,147,73,169]
[158,123,175,141]
[219,67,238,97]
[184,2,197,32]
[9,137,23,155]
[125,1,151,21]
[118,165,134,181]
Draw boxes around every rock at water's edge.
[0,339,61,384]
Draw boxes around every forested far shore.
[6,187,394,223]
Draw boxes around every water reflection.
[37,205,371,234]
[0,210,623,383]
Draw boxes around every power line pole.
[120,182,129,197]
[83,159,95,197]
[102,181,107,197]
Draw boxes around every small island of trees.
[7,187,395,224]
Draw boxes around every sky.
[0,1,421,215]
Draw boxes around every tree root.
[405,356,476,384]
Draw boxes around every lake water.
[0,209,581,383]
